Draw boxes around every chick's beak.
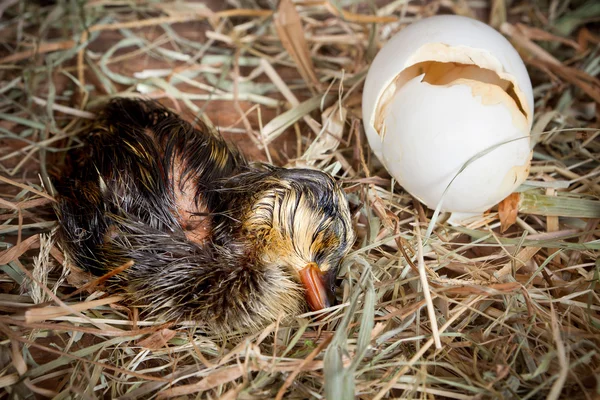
[299,262,334,311]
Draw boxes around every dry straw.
[0,0,599,398]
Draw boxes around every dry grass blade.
[322,1,398,24]
[414,224,441,349]
[0,175,55,202]
[519,191,600,218]
[274,0,321,91]
[501,22,562,65]
[136,328,178,350]
[0,375,19,390]
[24,295,125,323]
[547,302,569,400]
[157,366,244,398]
[0,235,40,264]
[261,92,334,144]
[494,247,541,281]
[0,40,76,64]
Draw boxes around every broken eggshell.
[362,15,534,219]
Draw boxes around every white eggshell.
[381,74,531,212]
[362,14,534,213]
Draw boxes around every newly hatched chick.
[54,98,355,333]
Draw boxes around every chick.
[54,98,355,333]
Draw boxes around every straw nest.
[1,0,599,398]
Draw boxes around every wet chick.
[54,98,355,333]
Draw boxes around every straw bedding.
[0,0,599,398]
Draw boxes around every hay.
[1,0,599,398]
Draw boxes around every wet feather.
[54,98,355,333]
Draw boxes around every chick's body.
[55,98,355,333]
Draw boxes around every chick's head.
[233,166,356,310]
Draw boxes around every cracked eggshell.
[362,15,534,214]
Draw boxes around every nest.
[1,0,599,398]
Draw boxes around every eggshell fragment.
[362,15,534,214]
